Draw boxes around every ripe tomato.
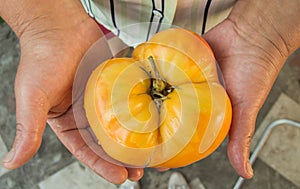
[84,28,232,168]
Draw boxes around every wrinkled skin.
[1,0,299,183]
[203,0,300,178]
[0,0,143,184]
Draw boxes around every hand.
[203,0,300,179]
[1,0,143,184]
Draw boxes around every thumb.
[2,80,50,169]
[227,104,257,179]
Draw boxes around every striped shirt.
[80,0,235,46]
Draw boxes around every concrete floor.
[0,22,300,189]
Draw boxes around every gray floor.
[0,22,300,189]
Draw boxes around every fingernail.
[128,168,144,181]
[246,161,253,177]
[2,148,16,163]
[156,167,170,172]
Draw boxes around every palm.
[203,19,283,178]
[5,10,142,183]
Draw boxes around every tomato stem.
[147,56,174,110]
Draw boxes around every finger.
[48,109,129,184]
[156,167,170,172]
[2,85,50,169]
[127,168,144,181]
[227,104,257,179]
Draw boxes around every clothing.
[80,0,235,46]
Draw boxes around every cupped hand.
[203,0,300,179]
[203,20,277,179]
[1,1,142,184]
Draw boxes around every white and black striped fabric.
[80,0,235,46]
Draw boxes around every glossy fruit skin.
[84,28,232,168]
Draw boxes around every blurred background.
[0,19,300,189]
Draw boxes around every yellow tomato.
[84,28,232,168]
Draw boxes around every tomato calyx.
[150,79,173,100]
[145,56,174,111]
